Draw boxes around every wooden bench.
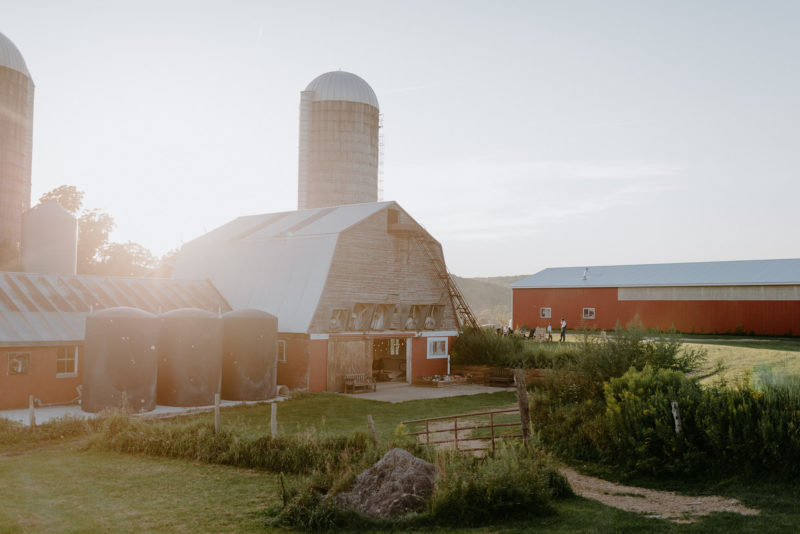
[484,367,515,387]
[344,373,376,394]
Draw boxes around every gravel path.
[561,467,760,523]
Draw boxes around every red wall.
[513,287,800,335]
[410,337,450,379]
[277,336,310,391]
[0,346,84,410]
[308,339,328,392]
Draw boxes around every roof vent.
[582,267,590,281]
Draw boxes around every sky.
[1,0,797,277]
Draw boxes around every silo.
[0,32,34,266]
[21,200,78,275]
[157,308,223,406]
[221,309,278,401]
[82,307,160,413]
[298,71,379,209]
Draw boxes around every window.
[583,308,596,320]
[277,340,286,363]
[7,352,30,376]
[427,337,448,359]
[56,346,78,378]
[540,307,551,319]
[329,309,349,331]
[389,338,401,356]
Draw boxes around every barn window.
[370,304,395,330]
[427,337,448,359]
[56,346,78,378]
[277,340,286,363]
[583,308,596,320]
[389,338,401,356]
[540,307,551,319]
[349,303,376,331]
[329,309,349,331]
[6,352,30,376]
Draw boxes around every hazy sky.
[1,1,797,277]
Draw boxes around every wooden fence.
[401,408,522,453]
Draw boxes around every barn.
[0,272,230,410]
[172,200,466,392]
[511,259,800,336]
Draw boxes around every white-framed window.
[56,346,79,378]
[427,337,448,359]
[389,338,401,356]
[540,307,551,319]
[583,308,596,320]
[277,340,286,363]
[7,352,30,376]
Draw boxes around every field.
[2,336,800,533]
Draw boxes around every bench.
[484,367,515,387]
[344,373,376,394]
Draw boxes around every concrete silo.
[298,71,379,209]
[0,32,34,265]
[21,200,78,275]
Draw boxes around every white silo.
[0,32,34,265]
[298,71,380,209]
[21,200,78,275]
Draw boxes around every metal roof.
[511,259,800,289]
[173,201,399,333]
[0,32,31,79]
[0,272,230,346]
[304,71,379,108]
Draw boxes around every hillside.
[451,274,530,326]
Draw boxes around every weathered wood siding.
[327,339,372,392]
[309,207,458,333]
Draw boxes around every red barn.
[511,259,800,336]
[173,201,459,392]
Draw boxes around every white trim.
[277,340,287,363]
[55,346,79,378]
[582,307,596,320]
[619,285,800,301]
[427,337,448,359]
[405,340,412,384]
[420,330,458,338]
[309,333,330,340]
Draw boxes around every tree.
[39,185,84,215]
[96,241,157,277]
[77,209,115,274]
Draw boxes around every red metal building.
[511,259,800,336]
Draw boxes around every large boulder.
[335,448,436,518]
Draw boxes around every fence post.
[490,412,496,453]
[271,402,278,438]
[514,369,530,445]
[425,420,430,445]
[367,415,378,448]
[671,401,682,436]
[214,393,221,435]
[454,417,459,451]
[28,395,35,428]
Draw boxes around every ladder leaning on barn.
[412,236,480,330]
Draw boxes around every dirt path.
[561,467,759,523]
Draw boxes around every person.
[547,322,552,342]
[560,317,566,342]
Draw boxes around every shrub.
[0,415,97,451]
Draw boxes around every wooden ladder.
[413,236,480,330]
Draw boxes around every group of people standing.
[545,317,567,342]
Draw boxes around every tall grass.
[0,415,97,451]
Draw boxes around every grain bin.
[221,309,278,400]
[21,200,78,275]
[157,308,223,406]
[82,307,159,413]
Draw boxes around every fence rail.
[401,408,522,453]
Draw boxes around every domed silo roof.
[0,32,32,80]
[304,71,378,108]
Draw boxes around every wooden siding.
[513,287,800,335]
[309,207,458,333]
[411,337,449,379]
[327,339,372,392]
[1,346,83,410]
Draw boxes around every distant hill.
[451,274,530,327]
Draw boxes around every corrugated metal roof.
[0,32,31,79]
[511,259,800,289]
[0,272,230,345]
[173,201,398,333]
[304,71,379,108]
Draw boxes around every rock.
[335,448,436,518]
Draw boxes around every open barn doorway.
[372,338,407,382]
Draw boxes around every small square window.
[56,346,78,378]
[540,307,551,319]
[7,353,30,376]
[583,308,596,320]
[427,337,448,359]
[277,340,286,363]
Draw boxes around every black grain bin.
[157,308,223,406]
[221,309,278,400]
[82,307,159,413]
